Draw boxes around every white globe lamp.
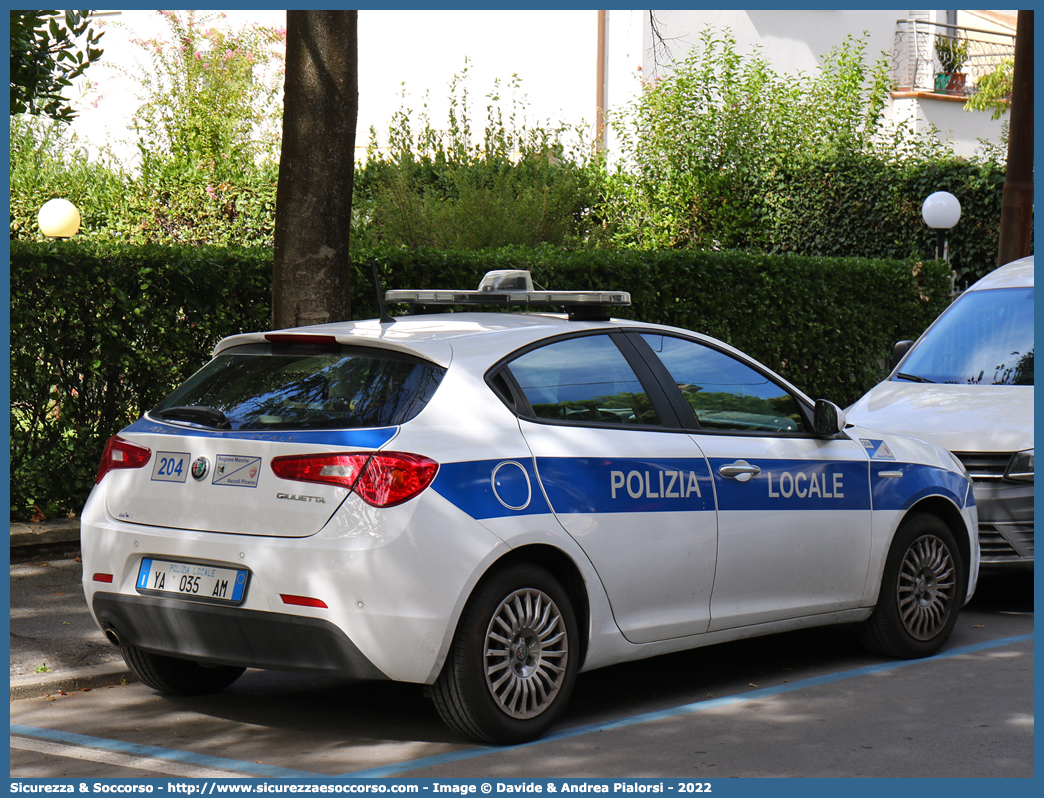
[921,191,961,262]
[38,198,81,239]
[921,191,962,229]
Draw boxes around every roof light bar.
[385,270,631,311]
[385,288,630,306]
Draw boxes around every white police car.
[81,270,979,744]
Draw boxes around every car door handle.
[718,460,761,482]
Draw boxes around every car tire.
[429,563,579,744]
[121,644,245,696]
[859,512,965,659]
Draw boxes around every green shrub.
[11,242,949,521]
[758,151,1007,287]
[597,28,1010,285]
[9,115,138,241]
[352,66,597,249]
[126,10,285,177]
[599,30,895,250]
[12,33,1013,280]
[121,11,284,246]
[9,11,284,248]
[10,241,271,520]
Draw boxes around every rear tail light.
[270,451,439,508]
[352,453,440,507]
[96,436,152,483]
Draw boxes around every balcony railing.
[892,19,1015,97]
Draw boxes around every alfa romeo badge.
[190,456,209,481]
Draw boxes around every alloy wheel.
[483,587,569,719]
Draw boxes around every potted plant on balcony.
[935,35,968,95]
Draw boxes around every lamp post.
[38,198,81,239]
[921,191,961,263]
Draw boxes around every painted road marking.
[11,633,1033,779]
[10,724,322,779]
[11,734,249,779]
[344,633,1035,777]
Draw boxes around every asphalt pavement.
[9,520,136,700]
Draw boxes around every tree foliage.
[9,10,104,121]
[598,30,925,251]
[592,28,1011,284]
[125,10,285,179]
[965,57,1014,120]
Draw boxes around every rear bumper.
[93,592,388,680]
[79,486,510,684]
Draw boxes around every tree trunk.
[272,10,358,329]
[997,10,1033,268]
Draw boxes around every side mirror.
[891,340,914,371]
[813,399,847,437]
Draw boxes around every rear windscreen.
[151,343,446,430]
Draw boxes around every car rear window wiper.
[894,372,935,383]
[154,405,232,429]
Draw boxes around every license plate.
[136,558,249,604]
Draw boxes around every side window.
[641,334,808,433]
[505,335,660,426]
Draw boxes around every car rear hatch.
[100,336,447,537]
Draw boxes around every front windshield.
[896,286,1034,385]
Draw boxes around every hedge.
[759,152,1011,289]
[10,241,952,519]
[10,242,272,521]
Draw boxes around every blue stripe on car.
[709,458,871,511]
[122,417,398,448]
[870,461,969,510]
[537,457,715,515]
[432,459,552,519]
[434,456,968,520]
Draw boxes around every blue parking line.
[341,633,1035,777]
[10,633,1032,780]
[9,723,323,779]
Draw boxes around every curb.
[10,519,82,562]
[10,518,81,548]
[10,662,138,701]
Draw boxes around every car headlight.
[945,450,970,480]
[1004,449,1033,482]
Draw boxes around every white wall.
[640,9,910,78]
[65,9,605,166]
[53,9,1012,166]
[888,96,1008,159]
[603,9,646,165]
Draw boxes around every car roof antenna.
[371,259,395,324]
